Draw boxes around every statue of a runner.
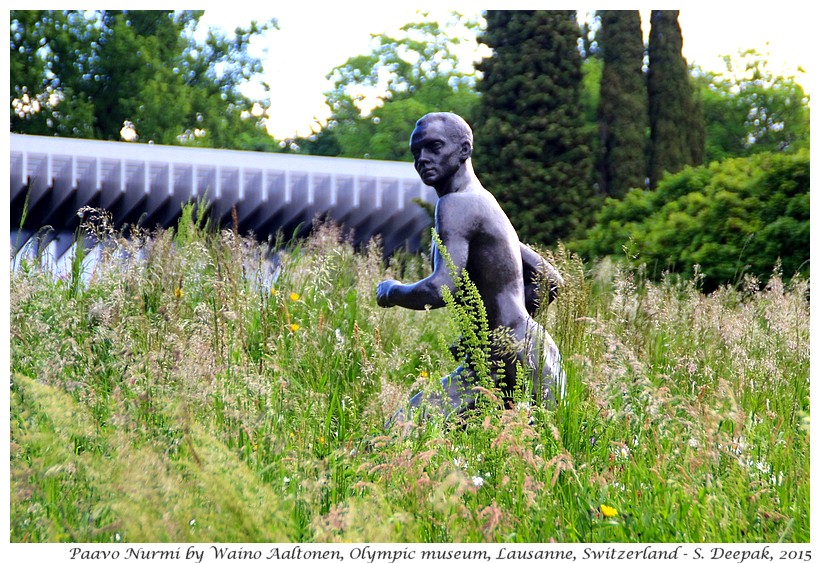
[376,112,565,421]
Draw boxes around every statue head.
[414,112,473,150]
[410,112,474,188]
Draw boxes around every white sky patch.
[676,8,811,82]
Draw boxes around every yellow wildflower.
[420,370,429,378]
[270,287,278,296]
[600,504,618,518]
[289,292,300,301]
[289,323,300,332]
[318,436,326,445]
[174,286,183,299]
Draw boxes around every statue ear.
[461,140,473,160]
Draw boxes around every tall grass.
[9,207,810,542]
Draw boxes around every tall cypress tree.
[597,10,648,198]
[473,11,596,246]
[646,10,705,188]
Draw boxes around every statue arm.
[521,243,563,313]
[376,196,466,310]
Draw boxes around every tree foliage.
[10,10,278,150]
[696,49,810,162]
[292,13,482,160]
[472,10,597,247]
[646,10,705,188]
[573,150,809,292]
[579,57,603,139]
[596,10,648,197]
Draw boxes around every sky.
[196,3,814,140]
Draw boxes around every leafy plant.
[432,229,491,387]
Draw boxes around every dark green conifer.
[473,10,596,246]
[597,10,648,197]
[647,10,706,188]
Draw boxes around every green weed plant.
[9,206,810,542]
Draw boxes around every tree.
[292,12,482,160]
[575,12,603,196]
[472,10,597,246]
[596,10,648,197]
[646,10,705,188]
[696,49,810,162]
[10,10,278,150]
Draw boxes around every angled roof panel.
[10,134,436,257]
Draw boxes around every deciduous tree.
[294,13,482,160]
[696,50,810,162]
[10,10,278,150]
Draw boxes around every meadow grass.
[9,208,810,543]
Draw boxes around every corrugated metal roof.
[10,133,436,258]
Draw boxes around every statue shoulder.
[435,190,473,215]
[434,191,484,237]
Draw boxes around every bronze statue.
[376,112,565,422]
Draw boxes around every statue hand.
[376,280,399,308]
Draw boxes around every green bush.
[573,150,809,291]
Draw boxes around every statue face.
[410,119,465,188]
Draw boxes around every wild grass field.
[9,207,810,543]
